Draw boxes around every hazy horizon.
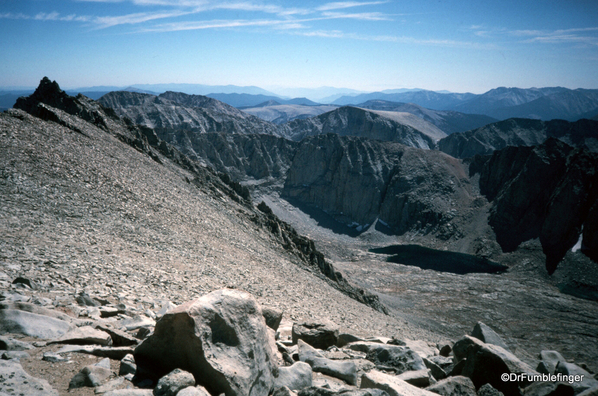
[1,0,597,94]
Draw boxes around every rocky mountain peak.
[14,77,69,114]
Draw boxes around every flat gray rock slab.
[0,359,58,395]
[274,362,313,391]
[360,370,437,396]
[103,390,153,396]
[57,344,134,360]
[0,309,71,339]
[49,325,112,346]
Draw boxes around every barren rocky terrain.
[1,79,597,395]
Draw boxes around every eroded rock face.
[283,134,474,236]
[479,138,598,273]
[134,289,277,396]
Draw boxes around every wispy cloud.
[321,11,391,21]
[0,11,90,21]
[469,24,598,47]
[316,1,389,12]
[510,27,598,45]
[94,9,194,28]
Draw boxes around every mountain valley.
[1,78,597,395]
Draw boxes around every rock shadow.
[369,244,508,275]
[283,198,363,237]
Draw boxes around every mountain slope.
[332,90,476,110]
[241,103,339,124]
[284,106,445,149]
[357,100,497,134]
[438,118,598,158]
[3,78,396,328]
[97,91,283,136]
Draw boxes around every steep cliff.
[478,138,598,273]
[282,134,475,236]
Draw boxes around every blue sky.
[1,0,597,94]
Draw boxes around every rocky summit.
[1,78,597,395]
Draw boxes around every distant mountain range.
[438,118,598,158]
[208,93,320,108]
[331,87,598,122]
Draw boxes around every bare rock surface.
[134,289,277,396]
[0,359,58,395]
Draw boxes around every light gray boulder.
[154,368,196,396]
[396,369,431,388]
[274,362,313,391]
[69,358,113,389]
[134,289,277,396]
[292,321,339,350]
[364,344,426,374]
[104,390,153,396]
[177,385,212,396]
[1,350,30,360]
[119,353,137,376]
[0,359,58,395]
[477,383,504,396]
[471,322,510,351]
[0,309,70,338]
[272,386,298,396]
[425,376,476,396]
[0,336,34,350]
[360,370,437,396]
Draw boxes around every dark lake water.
[369,244,508,274]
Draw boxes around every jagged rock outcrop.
[478,138,598,273]
[98,91,283,136]
[283,134,475,236]
[438,118,598,159]
[283,107,441,149]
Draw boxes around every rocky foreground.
[1,286,597,396]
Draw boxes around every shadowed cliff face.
[479,138,598,273]
[282,134,475,236]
